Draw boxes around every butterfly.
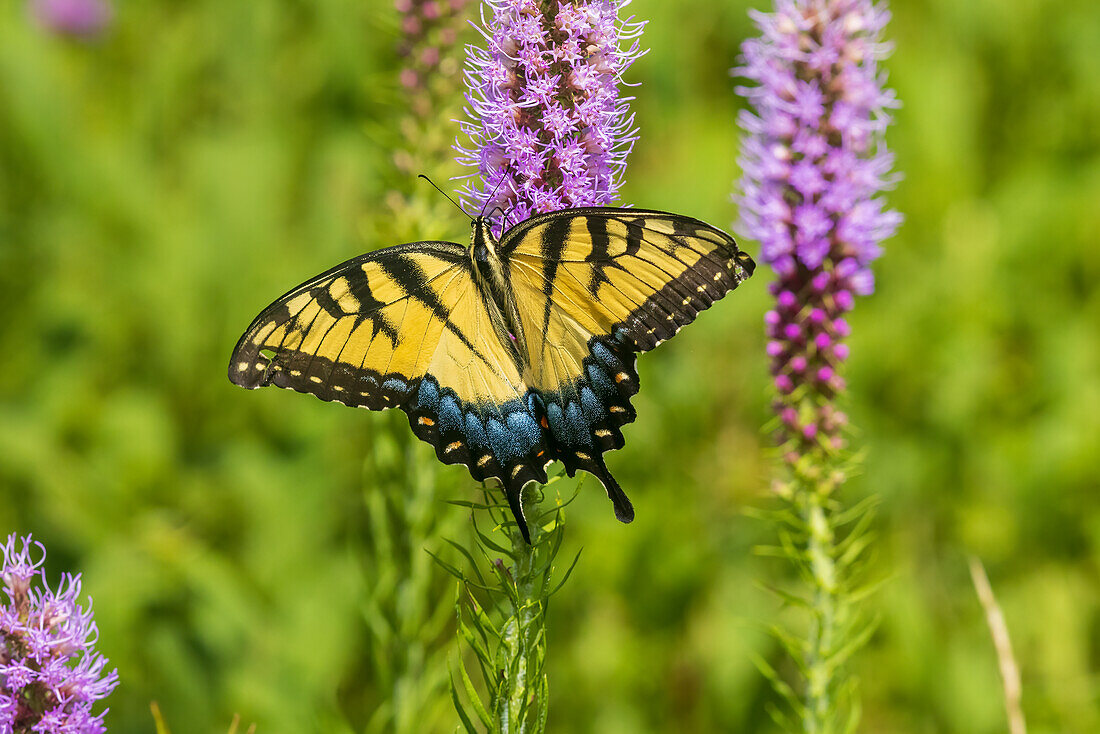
[229,207,755,541]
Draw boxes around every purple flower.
[29,0,112,38]
[734,0,901,452]
[455,0,645,234]
[396,0,470,104]
[1,534,118,734]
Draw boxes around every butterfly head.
[469,215,500,259]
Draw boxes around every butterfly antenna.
[502,202,519,227]
[418,174,470,220]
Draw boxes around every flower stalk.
[444,485,576,734]
[449,0,644,728]
[455,0,644,233]
[734,1,901,730]
[29,0,113,38]
[367,0,472,247]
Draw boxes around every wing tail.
[592,457,634,524]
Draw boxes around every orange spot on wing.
[540,416,549,429]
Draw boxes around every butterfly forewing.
[501,208,755,354]
[230,242,468,406]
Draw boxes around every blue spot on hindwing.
[545,398,594,447]
[416,380,439,410]
[564,402,591,446]
[591,342,621,370]
[580,386,602,423]
[438,395,462,432]
[586,363,616,398]
[487,418,522,460]
[546,402,567,444]
[506,411,540,453]
[382,377,407,394]
[464,412,487,448]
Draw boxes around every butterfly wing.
[229,241,553,531]
[499,208,756,520]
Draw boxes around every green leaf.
[755,580,813,609]
[836,531,876,569]
[832,494,879,530]
[547,549,582,598]
[449,670,482,734]
[445,538,491,586]
[473,522,514,557]
[457,655,494,727]
[150,702,171,734]
[749,651,804,717]
[824,615,880,674]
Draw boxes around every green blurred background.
[2,0,1099,732]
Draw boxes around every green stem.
[450,484,566,734]
[803,486,838,734]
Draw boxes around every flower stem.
[449,485,571,734]
[734,1,900,729]
[804,487,837,734]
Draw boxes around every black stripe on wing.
[228,241,468,408]
[503,208,756,353]
[603,220,756,352]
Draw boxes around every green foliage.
[0,0,1098,732]
[150,702,254,734]
[353,413,464,734]
[347,7,472,728]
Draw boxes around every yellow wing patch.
[502,208,754,393]
[229,242,522,408]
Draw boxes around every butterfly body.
[230,207,755,541]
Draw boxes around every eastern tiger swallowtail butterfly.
[229,207,755,541]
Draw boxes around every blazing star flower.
[456,0,645,233]
[1,534,118,734]
[447,6,645,722]
[735,0,901,453]
[396,0,469,99]
[29,0,113,38]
